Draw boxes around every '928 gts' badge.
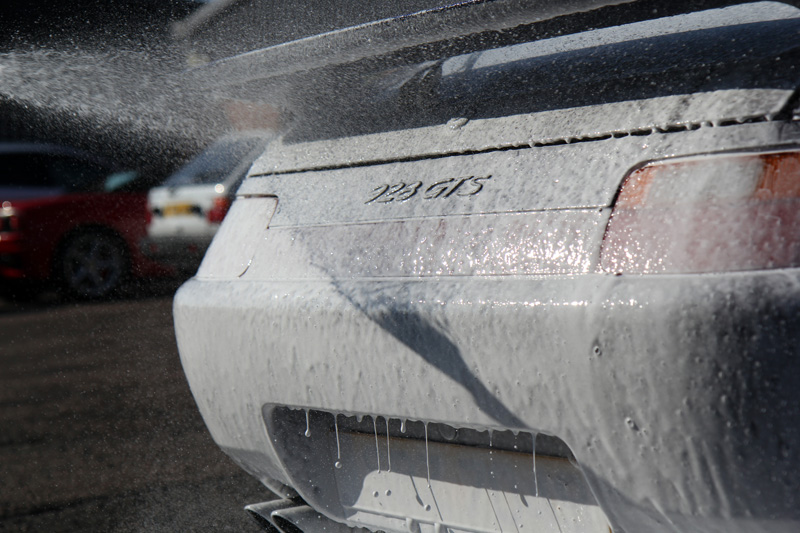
[365,175,492,204]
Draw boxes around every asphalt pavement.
[0,279,271,532]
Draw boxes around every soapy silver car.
[175,2,800,532]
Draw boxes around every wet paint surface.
[250,89,793,175]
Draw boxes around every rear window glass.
[164,137,264,186]
[283,2,800,142]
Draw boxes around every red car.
[0,143,166,298]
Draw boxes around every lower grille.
[265,407,611,533]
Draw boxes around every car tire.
[58,230,129,299]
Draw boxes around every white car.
[175,2,800,533]
[144,133,269,272]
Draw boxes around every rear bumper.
[175,269,800,533]
[0,236,26,280]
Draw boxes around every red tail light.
[599,150,800,274]
[206,197,232,224]
[0,204,20,233]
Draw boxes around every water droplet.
[447,117,469,129]
[385,490,392,496]
[373,416,381,472]
[304,410,311,437]
[373,491,380,497]
[532,432,539,497]
[424,422,431,488]
[334,415,342,467]
[386,417,392,472]
[401,419,406,433]
[425,504,431,511]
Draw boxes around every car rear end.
[175,2,800,532]
[0,144,145,293]
[145,133,269,272]
[0,146,66,283]
[0,200,24,280]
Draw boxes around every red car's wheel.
[58,230,129,299]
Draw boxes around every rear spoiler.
[192,0,800,90]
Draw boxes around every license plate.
[162,203,195,217]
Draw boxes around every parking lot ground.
[0,280,270,532]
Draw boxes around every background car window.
[43,155,109,192]
[164,137,263,186]
[0,154,50,187]
[103,170,139,192]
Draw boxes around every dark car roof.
[0,142,117,168]
[0,143,144,199]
